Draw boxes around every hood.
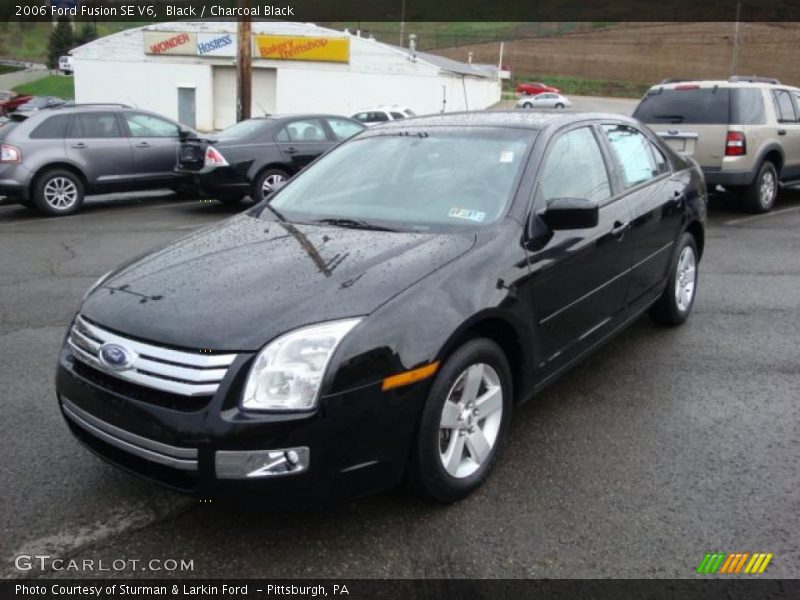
[80,215,475,351]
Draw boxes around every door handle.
[71,143,87,149]
[777,129,787,136]
[285,147,299,155]
[611,221,631,240]
[135,142,150,148]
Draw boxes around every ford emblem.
[99,343,133,370]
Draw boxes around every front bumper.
[56,344,427,501]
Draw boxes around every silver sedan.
[516,93,572,109]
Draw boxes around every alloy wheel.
[759,169,776,209]
[675,245,697,313]
[438,363,503,479]
[44,177,78,210]
[262,173,286,196]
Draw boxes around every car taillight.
[0,144,21,163]
[725,131,747,156]
[204,146,229,167]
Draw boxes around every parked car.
[0,91,33,115]
[59,55,73,75]
[176,114,365,203]
[516,92,572,109]
[634,76,800,213]
[13,95,66,114]
[57,111,706,503]
[0,104,196,216]
[515,81,560,96]
[350,105,416,126]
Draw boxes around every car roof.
[362,110,635,132]
[651,80,800,91]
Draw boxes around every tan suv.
[634,76,800,213]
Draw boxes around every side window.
[278,119,327,142]
[352,112,369,123]
[68,113,123,139]
[772,90,798,123]
[603,124,659,188]
[390,112,405,120]
[124,113,180,138]
[538,127,611,205]
[369,112,389,122]
[30,115,71,139]
[649,142,670,176]
[326,118,364,141]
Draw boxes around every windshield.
[215,118,270,140]
[261,128,535,232]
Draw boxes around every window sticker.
[448,208,486,222]
[499,150,515,163]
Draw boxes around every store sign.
[253,35,350,63]
[144,31,196,56]
[197,33,235,57]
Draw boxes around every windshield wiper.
[314,218,397,232]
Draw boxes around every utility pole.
[398,0,406,47]
[731,0,742,76]
[236,0,252,122]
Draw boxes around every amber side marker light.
[382,362,440,391]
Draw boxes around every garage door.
[213,67,277,131]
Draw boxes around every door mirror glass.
[540,197,599,230]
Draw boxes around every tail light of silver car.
[725,131,747,156]
[0,144,21,163]
[205,146,229,167]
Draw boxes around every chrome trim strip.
[62,397,198,459]
[76,316,236,368]
[67,314,237,397]
[62,402,198,471]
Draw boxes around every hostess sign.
[144,31,348,63]
[254,35,349,63]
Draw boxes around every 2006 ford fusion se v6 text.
[56,111,706,503]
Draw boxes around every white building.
[72,21,502,132]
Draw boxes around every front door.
[524,125,634,367]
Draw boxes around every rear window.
[30,115,71,139]
[634,87,766,125]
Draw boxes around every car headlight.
[82,270,113,301]
[241,318,362,412]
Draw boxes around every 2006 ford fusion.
[57,111,706,503]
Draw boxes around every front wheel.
[649,232,699,326]
[33,169,85,216]
[522,102,532,109]
[408,338,512,503]
[252,168,289,203]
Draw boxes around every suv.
[634,77,800,213]
[0,104,194,216]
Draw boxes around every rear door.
[525,125,635,367]
[274,118,333,171]
[600,123,684,304]
[121,111,183,186]
[772,89,800,181]
[634,86,730,169]
[64,112,135,188]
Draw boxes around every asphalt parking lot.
[2,179,799,578]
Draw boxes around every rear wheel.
[33,169,84,216]
[408,338,512,503]
[252,168,289,203]
[555,102,565,109]
[740,161,778,213]
[649,232,699,326]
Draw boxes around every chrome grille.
[67,315,237,397]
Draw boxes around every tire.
[252,168,289,203]
[523,102,532,109]
[740,161,778,214]
[649,232,699,327]
[408,338,513,504]
[33,169,85,216]
[555,103,565,109]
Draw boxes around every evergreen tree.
[47,17,74,69]
[75,23,97,47]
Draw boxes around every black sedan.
[176,114,365,204]
[57,111,706,503]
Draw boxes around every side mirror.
[540,197,599,230]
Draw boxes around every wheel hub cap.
[674,246,697,312]
[438,363,503,479]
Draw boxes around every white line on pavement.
[723,205,800,227]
